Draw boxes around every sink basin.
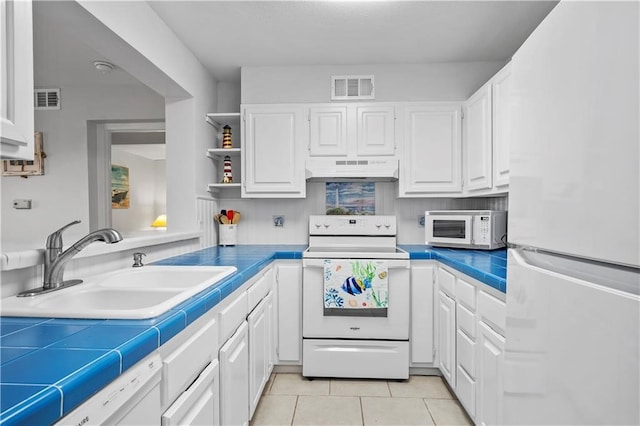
[0,266,237,319]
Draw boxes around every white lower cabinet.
[410,262,435,365]
[217,265,276,425]
[248,295,271,418]
[159,310,219,425]
[220,321,250,426]
[437,289,456,389]
[456,328,476,419]
[477,313,506,426]
[275,261,302,364]
[161,360,220,426]
[434,264,506,425]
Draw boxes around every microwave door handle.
[469,217,474,244]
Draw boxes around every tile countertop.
[0,244,505,425]
[399,245,507,293]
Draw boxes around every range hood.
[305,158,399,181]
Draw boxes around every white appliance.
[425,210,507,250]
[302,215,411,379]
[504,2,640,425]
[55,352,162,425]
[305,158,398,181]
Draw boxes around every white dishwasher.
[55,352,162,425]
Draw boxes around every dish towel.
[323,259,388,317]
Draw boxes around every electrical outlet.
[418,215,425,227]
[273,215,285,227]
[13,199,32,209]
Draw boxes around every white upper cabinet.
[242,105,306,198]
[309,106,348,156]
[308,103,395,158]
[463,83,493,192]
[356,105,395,156]
[397,103,462,196]
[1,0,34,160]
[491,63,512,188]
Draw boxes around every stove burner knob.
[384,223,391,229]
[375,223,382,229]
[314,223,321,229]
[323,223,330,229]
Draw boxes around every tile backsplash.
[201,183,508,245]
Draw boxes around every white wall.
[208,183,507,245]
[154,159,166,219]
[241,62,505,104]
[1,1,218,294]
[75,0,219,232]
[0,84,164,248]
[217,82,241,113]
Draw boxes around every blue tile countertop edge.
[0,244,505,425]
[399,245,507,293]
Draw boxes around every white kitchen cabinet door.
[161,360,220,426]
[356,105,395,156]
[1,0,34,160]
[464,83,493,192]
[309,106,348,157]
[266,291,275,374]
[491,63,512,189]
[437,290,456,390]
[398,104,462,196]
[219,321,249,426]
[410,263,435,364]
[242,105,306,198]
[476,321,505,426]
[248,297,268,419]
[275,262,302,364]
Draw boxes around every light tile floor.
[250,374,473,426]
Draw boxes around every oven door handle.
[302,258,410,268]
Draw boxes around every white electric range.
[302,215,410,379]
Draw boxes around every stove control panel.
[309,215,397,236]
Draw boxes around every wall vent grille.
[331,75,374,100]
[34,88,60,110]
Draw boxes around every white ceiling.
[148,0,558,82]
[33,1,557,87]
[32,2,143,88]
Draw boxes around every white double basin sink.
[1,266,237,319]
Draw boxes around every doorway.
[88,121,166,233]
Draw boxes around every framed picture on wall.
[2,132,45,177]
[111,164,130,209]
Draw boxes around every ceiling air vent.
[331,75,374,100]
[34,88,60,110]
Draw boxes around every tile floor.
[250,373,473,426]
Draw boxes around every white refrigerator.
[504,1,640,425]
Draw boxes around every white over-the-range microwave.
[425,210,507,250]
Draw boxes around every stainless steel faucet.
[17,220,123,297]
